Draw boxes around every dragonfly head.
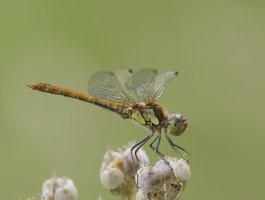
[168,114,188,136]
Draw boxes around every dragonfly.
[27,69,189,164]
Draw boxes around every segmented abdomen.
[27,83,130,117]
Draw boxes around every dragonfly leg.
[149,135,165,158]
[134,136,151,162]
[165,135,191,160]
[130,132,154,188]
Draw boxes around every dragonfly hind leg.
[130,132,154,167]
[132,133,154,162]
[130,132,154,188]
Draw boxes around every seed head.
[100,167,124,189]
[136,157,191,200]
[42,176,78,200]
[100,143,150,199]
[154,159,176,184]
[169,158,191,183]
[137,166,165,192]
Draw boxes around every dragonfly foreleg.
[165,135,191,158]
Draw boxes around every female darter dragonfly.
[27,69,190,164]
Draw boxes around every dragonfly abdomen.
[27,83,91,100]
[27,83,129,117]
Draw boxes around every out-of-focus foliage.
[0,1,264,200]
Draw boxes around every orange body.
[27,83,130,118]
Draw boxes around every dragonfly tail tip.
[26,83,37,89]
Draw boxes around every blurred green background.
[0,0,264,199]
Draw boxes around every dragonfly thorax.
[129,103,168,131]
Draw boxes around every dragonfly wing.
[125,69,177,103]
[150,70,178,102]
[88,68,177,105]
[125,68,158,103]
[88,69,135,105]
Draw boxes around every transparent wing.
[88,69,135,105]
[88,69,178,105]
[125,69,158,103]
[149,70,178,102]
[125,69,177,103]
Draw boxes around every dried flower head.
[100,167,125,189]
[168,158,191,183]
[100,143,191,200]
[137,166,165,192]
[154,160,176,184]
[42,176,78,200]
[136,157,191,200]
[136,189,166,200]
[100,143,150,200]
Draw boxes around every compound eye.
[168,114,188,136]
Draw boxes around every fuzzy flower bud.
[42,177,78,200]
[114,147,150,177]
[100,167,124,189]
[169,158,191,183]
[136,157,191,200]
[100,143,150,200]
[154,159,176,184]
[100,149,120,174]
[137,166,165,192]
